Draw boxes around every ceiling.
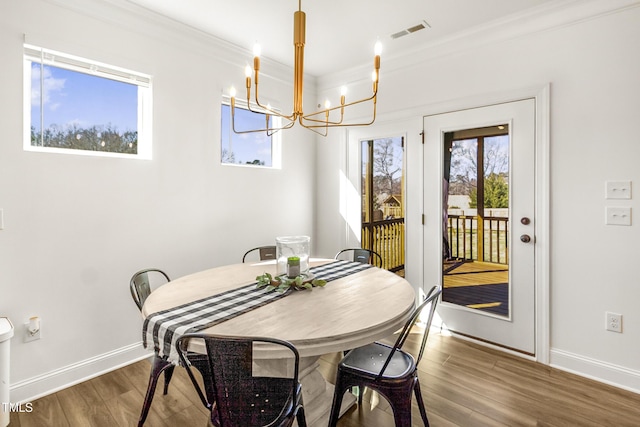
[125,0,557,77]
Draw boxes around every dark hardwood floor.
[9,332,640,426]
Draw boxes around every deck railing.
[362,218,405,272]
[447,214,509,264]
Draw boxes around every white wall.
[2,0,639,404]
[315,0,640,392]
[0,0,317,401]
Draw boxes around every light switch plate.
[605,180,632,199]
[605,206,632,226]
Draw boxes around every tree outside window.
[25,45,151,158]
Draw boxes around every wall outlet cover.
[605,180,632,199]
[605,206,631,226]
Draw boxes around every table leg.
[296,356,356,427]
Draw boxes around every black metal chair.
[176,333,307,427]
[328,285,442,427]
[130,268,170,311]
[242,245,277,263]
[335,248,384,363]
[335,248,383,268]
[129,269,176,427]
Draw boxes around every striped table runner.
[143,260,372,363]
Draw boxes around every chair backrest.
[334,248,383,268]
[129,268,170,311]
[242,245,277,263]
[176,333,301,427]
[377,285,442,380]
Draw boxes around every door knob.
[520,234,531,243]
[521,217,531,225]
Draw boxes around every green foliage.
[469,173,509,208]
[31,124,137,154]
[255,272,327,293]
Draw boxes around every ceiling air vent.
[390,20,431,40]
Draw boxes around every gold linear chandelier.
[229,0,381,136]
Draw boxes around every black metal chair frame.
[335,248,383,268]
[242,245,277,263]
[129,268,175,427]
[130,268,170,311]
[176,333,307,427]
[328,285,442,427]
[335,248,383,363]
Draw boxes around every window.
[24,44,152,159]
[220,101,280,168]
[361,136,405,273]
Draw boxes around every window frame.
[23,44,153,159]
[220,97,282,169]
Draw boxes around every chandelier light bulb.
[324,99,331,109]
[253,43,261,58]
[229,86,237,98]
[374,40,382,56]
[339,86,347,105]
[245,65,252,77]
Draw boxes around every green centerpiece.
[256,271,327,293]
[275,236,310,277]
[287,256,300,278]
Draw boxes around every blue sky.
[450,135,509,180]
[220,104,272,166]
[31,63,138,133]
[362,137,404,180]
[32,63,271,163]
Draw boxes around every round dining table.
[142,258,416,427]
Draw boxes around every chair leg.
[295,406,307,427]
[138,355,172,427]
[328,374,350,427]
[162,364,175,395]
[355,386,365,405]
[385,387,414,427]
[341,351,365,406]
[413,377,430,427]
[186,354,214,410]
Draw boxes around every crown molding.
[316,0,640,92]
[43,0,311,88]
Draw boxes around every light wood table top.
[142,259,416,426]
[142,259,416,357]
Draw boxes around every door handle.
[520,234,532,243]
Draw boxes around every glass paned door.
[423,98,536,355]
[443,126,510,317]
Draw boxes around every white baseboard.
[10,341,640,405]
[10,342,152,403]
[435,324,640,396]
[550,348,640,395]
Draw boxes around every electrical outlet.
[606,312,622,333]
[24,321,41,342]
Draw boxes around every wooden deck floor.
[443,260,509,316]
